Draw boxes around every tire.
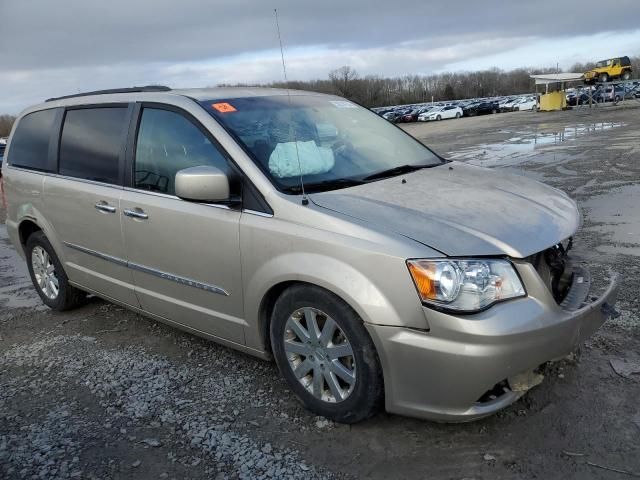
[455,112,461,118]
[622,71,631,81]
[615,95,621,102]
[26,231,86,311]
[436,115,441,121]
[491,109,497,114]
[599,73,609,83]
[270,285,384,423]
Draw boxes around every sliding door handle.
[95,202,116,214]
[123,208,149,220]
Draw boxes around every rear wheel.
[26,231,86,311]
[455,112,461,118]
[270,285,383,423]
[622,71,631,81]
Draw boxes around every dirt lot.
[1,104,639,480]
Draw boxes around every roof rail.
[45,85,171,102]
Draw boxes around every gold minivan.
[3,86,619,423]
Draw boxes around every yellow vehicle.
[584,56,632,83]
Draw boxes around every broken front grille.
[525,239,591,310]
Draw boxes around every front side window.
[8,108,58,171]
[202,95,442,193]
[134,108,233,196]
[59,107,127,184]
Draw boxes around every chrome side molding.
[63,242,229,296]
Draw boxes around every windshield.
[202,95,442,193]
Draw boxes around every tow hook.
[601,302,620,319]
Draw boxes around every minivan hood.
[310,162,580,258]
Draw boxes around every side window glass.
[134,108,231,196]
[8,109,57,171]
[59,107,127,184]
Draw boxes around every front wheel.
[599,73,609,83]
[436,115,442,121]
[26,231,86,311]
[270,285,383,423]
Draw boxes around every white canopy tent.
[530,73,584,92]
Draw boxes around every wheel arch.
[15,212,65,264]
[257,279,370,356]
[18,218,42,247]
[246,254,426,354]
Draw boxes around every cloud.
[1,0,639,112]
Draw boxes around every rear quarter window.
[7,108,58,172]
[59,107,128,184]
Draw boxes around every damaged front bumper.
[365,262,620,422]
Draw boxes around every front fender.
[242,251,429,351]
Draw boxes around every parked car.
[462,101,499,116]
[382,110,403,122]
[500,98,523,112]
[418,105,463,121]
[398,107,430,123]
[584,56,633,83]
[498,97,517,111]
[3,86,620,423]
[382,111,395,121]
[513,97,537,111]
[567,86,606,106]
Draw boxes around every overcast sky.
[1,0,640,113]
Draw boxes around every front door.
[120,105,245,343]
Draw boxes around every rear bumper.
[366,268,620,422]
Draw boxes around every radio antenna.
[274,8,308,205]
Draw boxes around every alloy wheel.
[283,307,356,403]
[31,246,59,300]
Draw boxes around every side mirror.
[175,165,230,202]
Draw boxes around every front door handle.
[95,201,116,214]
[123,208,149,220]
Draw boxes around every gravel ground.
[1,103,639,479]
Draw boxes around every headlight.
[407,259,526,312]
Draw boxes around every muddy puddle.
[448,122,625,167]
[582,184,640,256]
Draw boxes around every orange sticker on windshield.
[212,102,237,113]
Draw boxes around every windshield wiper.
[362,164,433,182]
[282,178,365,194]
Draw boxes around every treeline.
[1,56,638,129]
[0,115,16,137]
[227,55,640,108]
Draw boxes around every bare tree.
[0,115,16,137]
[329,66,359,98]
